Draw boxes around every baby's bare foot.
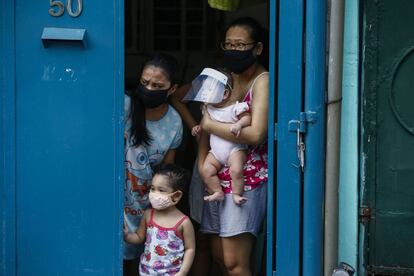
[204,191,225,202]
[232,194,247,205]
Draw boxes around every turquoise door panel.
[1,1,124,275]
[266,0,277,274]
[362,0,414,273]
[276,0,303,275]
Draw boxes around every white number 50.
[49,0,83,17]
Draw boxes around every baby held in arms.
[185,68,251,205]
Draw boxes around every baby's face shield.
[183,68,229,104]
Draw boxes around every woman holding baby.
[196,17,269,276]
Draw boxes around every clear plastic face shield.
[183,68,230,104]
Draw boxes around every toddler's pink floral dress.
[139,209,188,275]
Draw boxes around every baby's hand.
[230,123,242,137]
[191,125,202,137]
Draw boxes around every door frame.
[275,0,304,275]
[266,0,277,275]
[1,1,17,275]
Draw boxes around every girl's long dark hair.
[127,53,179,147]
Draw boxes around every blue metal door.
[1,1,124,275]
[275,0,326,275]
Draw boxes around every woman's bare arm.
[170,83,198,130]
[197,131,210,173]
[201,75,269,145]
[163,149,176,164]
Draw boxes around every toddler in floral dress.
[124,164,195,275]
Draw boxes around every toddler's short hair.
[154,164,189,192]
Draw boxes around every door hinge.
[359,206,372,222]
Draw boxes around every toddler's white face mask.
[149,191,176,210]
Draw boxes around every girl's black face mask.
[136,84,170,108]
[222,48,257,74]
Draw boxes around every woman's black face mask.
[222,47,257,74]
[136,84,170,109]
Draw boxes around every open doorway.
[124,1,270,275]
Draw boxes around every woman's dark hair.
[226,17,269,69]
[127,53,179,147]
[154,164,189,192]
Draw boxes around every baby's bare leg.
[228,150,247,205]
[202,153,225,202]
